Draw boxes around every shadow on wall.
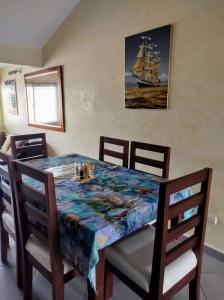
[47,143,57,156]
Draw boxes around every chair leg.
[16,243,23,289]
[0,223,9,263]
[104,269,113,300]
[52,274,64,300]
[189,277,200,300]
[87,279,96,300]
[23,257,33,300]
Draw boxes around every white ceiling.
[0,63,11,68]
[0,0,80,48]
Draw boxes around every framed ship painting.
[125,25,171,109]
[4,80,18,115]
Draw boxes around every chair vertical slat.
[149,181,170,298]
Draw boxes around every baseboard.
[204,244,224,262]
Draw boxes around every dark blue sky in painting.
[125,25,171,87]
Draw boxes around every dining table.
[25,153,192,300]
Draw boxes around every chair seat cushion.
[25,235,73,274]
[1,136,11,152]
[106,226,197,294]
[2,210,15,233]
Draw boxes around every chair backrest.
[150,168,212,299]
[12,160,63,274]
[99,136,129,167]
[0,132,6,148]
[10,133,47,160]
[0,151,13,212]
[130,141,170,178]
[0,150,18,238]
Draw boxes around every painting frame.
[4,79,18,115]
[125,24,171,109]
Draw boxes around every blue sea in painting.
[125,75,137,87]
[125,74,168,88]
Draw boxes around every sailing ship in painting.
[125,25,171,109]
[132,36,161,87]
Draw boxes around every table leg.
[87,249,105,300]
[104,267,113,300]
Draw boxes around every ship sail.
[132,42,144,77]
[132,36,161,87]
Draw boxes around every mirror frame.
[24,66,65,132]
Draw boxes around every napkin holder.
[74,162,95,182]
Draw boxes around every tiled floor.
[0,239,223,300]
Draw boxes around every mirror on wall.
[25,66,65,132]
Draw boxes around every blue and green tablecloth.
[25,153,192,290]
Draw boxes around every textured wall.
[0,0,224,251]
[0,69,8,130]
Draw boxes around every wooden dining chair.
[99,136,129,167]
[0,133,47,288]
[130,141,171,179]
[0,150,22,288]
[10,133,47,160]
[12,160,78,300]
[104,168,212,300]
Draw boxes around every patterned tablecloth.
[25,153,192,290]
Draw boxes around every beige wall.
[0,0,224,251]
[0,70,5,130]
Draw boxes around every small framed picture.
[5,79,18,115]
